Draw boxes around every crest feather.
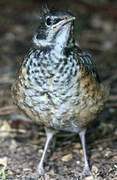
[42,0,50,15]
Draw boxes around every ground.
[0,0,117,180]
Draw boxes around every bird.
[11,8,109,178]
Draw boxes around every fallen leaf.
[0,120,12,137]
[61,153,72,162]
[0,157,7,168]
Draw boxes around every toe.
[37,167,45,176]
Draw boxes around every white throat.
[53,23,71,55]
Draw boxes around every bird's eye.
[46,18,52,26]
[46,17,62,26]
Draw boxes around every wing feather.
[75,47,100,83]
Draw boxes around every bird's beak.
[61,16,75,27]
[51,16,75,29]
[71,17,76,21]
[66,16,76,23]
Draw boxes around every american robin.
[12,9,109,178]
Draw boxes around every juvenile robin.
[12,9,109,178]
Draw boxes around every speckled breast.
[12,48,108,133]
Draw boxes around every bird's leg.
[78,129,92,177]
[37,127,55,175]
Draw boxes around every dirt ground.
[0,0,117,179]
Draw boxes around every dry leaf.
[0,120,12,137]
[61,153,72,162]
[0,157,7,168]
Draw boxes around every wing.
[74,47,100,83]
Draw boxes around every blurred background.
[0,0,117,179]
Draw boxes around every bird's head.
[33,9,75,50]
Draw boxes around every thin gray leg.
[79,129,92,177]
[37,127,55,175]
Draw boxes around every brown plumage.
[12,9,109,178]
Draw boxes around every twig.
[0,105,17,115]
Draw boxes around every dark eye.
[46,18,52,26]
[46,17,61,26]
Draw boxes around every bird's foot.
[26,172,41,180]
[27,167,45,179]
[37,166,45,176]
[76,166,93,179]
